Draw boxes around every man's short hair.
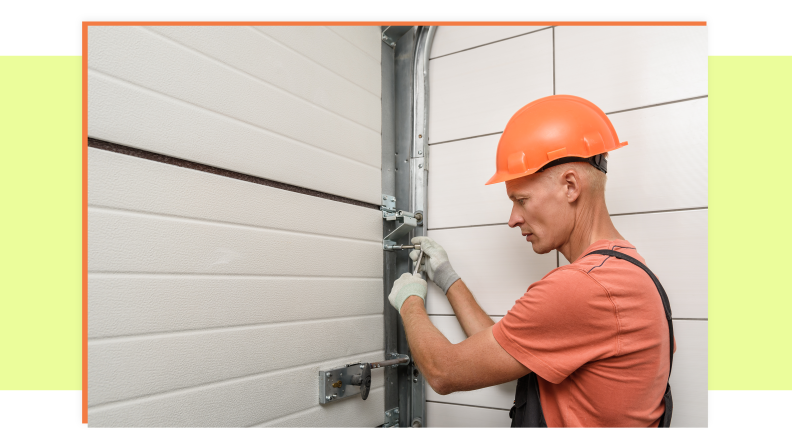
[541,155,608,197]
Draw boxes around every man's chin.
[529,240,553,255]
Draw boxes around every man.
[388,95,674,428]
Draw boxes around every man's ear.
[562,169,582,203]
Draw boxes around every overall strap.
[584,249,674,375]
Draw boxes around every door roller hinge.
[381,195,422,251]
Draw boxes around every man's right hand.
[409,236,461,294]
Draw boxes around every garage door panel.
[326,26,382,62]
[88,207,381,277]
[88,26,379,169]
[427,134,511,229]
[254,26,381,96]
[431,26,549,59]
[146,26,381,132]
[88,147,381,242]
[88,350,385,427]
[555,26,708,113]
[427,402,511,427]
[428,29,553,144]
[88,275,383,339]
[88,315,383,406]
[606,98,708,215]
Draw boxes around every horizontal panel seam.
[88,68,382,171]
[323,26,381,65]
[141,26,382,133]
[88,272,384,280]
[87,204,382,244]
[427,95,708,146]
[88,140,381,209]
[250,386,385,427]
[427,400,511,412]
[87,348,386,413]
[605,95,709,115]
[250,26,381,96]
[428,207,708,231]
[429,26,553,60]
[88,313,385,343]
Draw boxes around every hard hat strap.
[537,154,608,175]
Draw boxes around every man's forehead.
[505,175,536,197]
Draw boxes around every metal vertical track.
[393,27,415,427]
[380,36,400,424]
[383,25,435,428]
[408,25,436,429]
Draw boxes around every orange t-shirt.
[492,240,672,427]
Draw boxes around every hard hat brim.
[484,142,627,185]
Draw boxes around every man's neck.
[559,198,623,263]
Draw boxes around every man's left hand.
[388,272,427,313]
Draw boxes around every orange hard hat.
[485,95,628,185]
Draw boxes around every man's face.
[505,171,574,254]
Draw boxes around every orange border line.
[79,17,706,425]
[82,21,88,425]
[83,21,705,26]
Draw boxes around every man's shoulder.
[536,241,647,293]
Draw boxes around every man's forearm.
[445,279,494,337]
[399,296,455,394]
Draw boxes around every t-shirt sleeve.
[492,268,620,384]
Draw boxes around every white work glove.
[409,236,460,294]
[388,272,427,313]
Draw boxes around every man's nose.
[508,203,524,228]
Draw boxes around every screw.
[419,164,423,168]
[360,364,365,369]
[326,395,331,401]
[394,408,399,414]
[413,378,418,383]
[326,372,330,377]
[418,134,423,138]
[418,150,423,155]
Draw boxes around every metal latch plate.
[319,363,367,405]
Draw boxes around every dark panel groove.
[88,138,380,210]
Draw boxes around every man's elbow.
[426,369,455,396]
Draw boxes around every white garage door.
[87,25,386,427]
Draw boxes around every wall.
[87,26,386,427]
[425,25,707,427]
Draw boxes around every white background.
[2,0,792,55]
[1,0,790,441]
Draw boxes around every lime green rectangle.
[0,56,82,390]
[0,54,789,391]
[709,56,792,389]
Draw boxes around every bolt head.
[394,408,399,413]
[360,364,365,369]
[413,378,418,383]
[418,164,423,168]
[326,395,331,400]
[419,134,423,138]
[326,372,331,377]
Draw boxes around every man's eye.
[518,198,526,205]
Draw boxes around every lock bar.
[319,355,410,405]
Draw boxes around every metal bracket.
[381,195,418,251]
[319,355,410,405]
[319,363,370,405]
[381,26,413,48]
[383,407,400,427]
